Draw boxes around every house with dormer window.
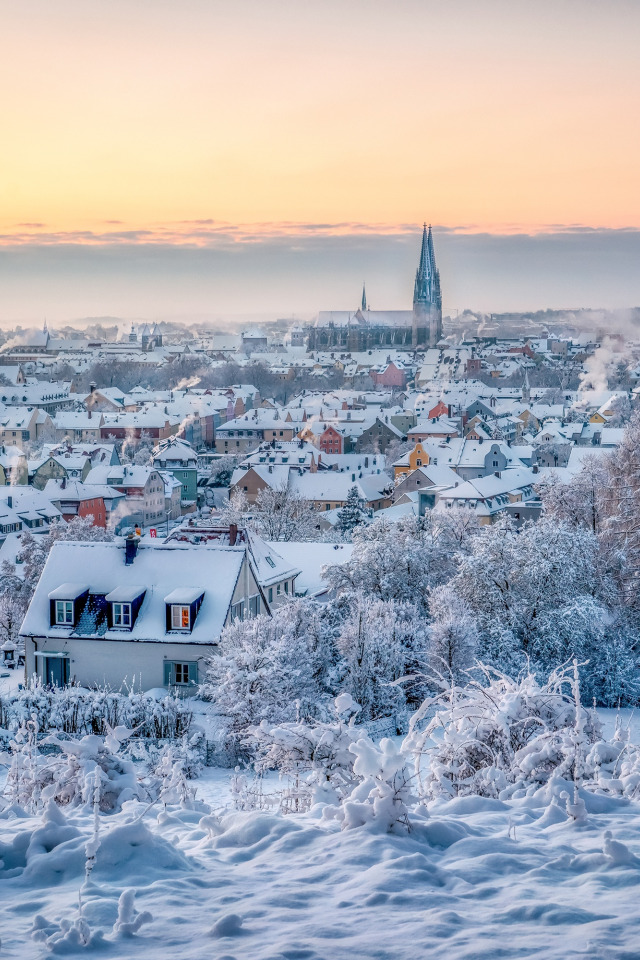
[21,536,270,693]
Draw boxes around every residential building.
[21,537,271,692]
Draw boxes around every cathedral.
[308,224,442,352]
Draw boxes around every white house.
[21,536,270,693]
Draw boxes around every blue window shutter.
[163,661,172,686]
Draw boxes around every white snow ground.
[2,715,640,959]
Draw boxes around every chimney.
[229,523,238,546]
[90,383,96,393]
[88,409,92,419]
[7,495,12,508]
[125,533,140,565]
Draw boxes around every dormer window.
[113,603,131,627]
[56,600,74,624]
[48,583,89,628]
[172,605,190,630]
[164,588,204,634]
[106,586,146,631]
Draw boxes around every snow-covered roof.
[105,585,146,603]
[266,541,353,597]
[48,582,89,600]
[21,540,245,644]
[164,587,204,605]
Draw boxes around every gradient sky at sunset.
[1,0,639,322]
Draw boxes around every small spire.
[361,283,367,312]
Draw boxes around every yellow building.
[393,441,430,481]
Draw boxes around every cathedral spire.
[413,223,433,307]
[361,282,367,312]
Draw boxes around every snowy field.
[3,715,640,960]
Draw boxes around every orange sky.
[1,0,639,241]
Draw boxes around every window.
[171,605,190,630]
[55,600,73,624]
[112,603,131,627]
[230,600,245,621]
[165,661,198,686]
[174,663,191,684]
[248,595,260,617]
[284,581,289,594]
[268,587,273,603]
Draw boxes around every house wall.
[319,427,343,455]
[25,635,218,692]
[32,459,68,490]
[78,497,107,528]
[354,421,398,453]
[230,468,273,504]
[214,431,263,454]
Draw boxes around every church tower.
[412,224,442,348]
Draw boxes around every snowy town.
[3,1,640,957]
[1,226,640,955]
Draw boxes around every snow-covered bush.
[404,663,603,800]
[7,728,150,812]
[247,694,363,809]
[323,737,415,833]
[245,694,414,830]
[0,681,193,740]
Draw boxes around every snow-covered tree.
[323,515,454,614]
[208,454,240,487]
[603,412,640,614]
[451,516,606,670]
[253,484,318,541]
[335,486,368,537]
[538,453,609,535]
[201,600,335,750]
[217,489,250,527]
[426,585,478,680]
[337,598,424,721]
[0,594,26,657]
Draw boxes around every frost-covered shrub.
[323,738,414,833]
[7,729,150,812]
[0,681,192,740]
[245,694,414,830]
[247,695,363,808]
[404,663,602,800]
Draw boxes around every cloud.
[0,227,639,326]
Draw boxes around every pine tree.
[336,486,368,536]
